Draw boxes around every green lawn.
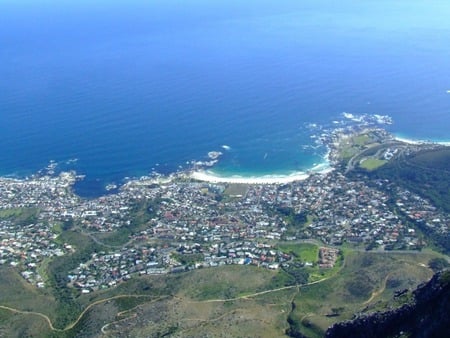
[352,134,371,146]
[279,243,319,263]
[360,158,387,170]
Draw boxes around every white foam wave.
[190,170,310,184]
[190,159,333,184]
[395,136,450,146]
[394,136,425,145]
[342,112,393,125]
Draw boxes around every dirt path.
[363,274,391,305]
[0,294,161,333]
[0,280,331,334]
[181,274,337,305]
[1,255,347,333]
[0,305,61,332]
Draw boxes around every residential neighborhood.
[0,152,448,292]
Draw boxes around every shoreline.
[394,135,450,146]
[189,164,334,185]
[186,128,450,186]
[189,140,335,185]
[190,170,310,184]
[4,126,449,191]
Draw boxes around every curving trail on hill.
[0,294,163,333]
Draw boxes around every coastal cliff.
[326,270,450,338]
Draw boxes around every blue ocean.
[1,0,449,197]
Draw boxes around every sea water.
[1,0,449,196]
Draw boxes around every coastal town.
[3,3,450,336]
[0,128,449,293]
[0,121,450,293]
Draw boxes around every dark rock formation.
[326,270,450,338]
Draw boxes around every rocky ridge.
[326,270,450,338]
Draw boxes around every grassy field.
[337,132,374,161]
[279,243,319,263]
[359,158,387,170]
[180,265,278,300]
[100,266,295,338]
[97,250,439,337]
[335,130,387,165]
[288,250,439,337]
[277,243,344,284]
[0,208,40,224]
[338,147,358,160]
[0,267,57,337]
[0,247,444,337]
[0,267,58,314]
[352,134,371,146]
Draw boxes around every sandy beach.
[190,166,334,184]
[395,136,450,146]
[394,136,427,145]
[190,171,309,184]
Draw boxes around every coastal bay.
[1,0,450,197]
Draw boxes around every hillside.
[0,134,448,337]
[345,145,450,254]
[367,147,450,213]
[326,269,450,338]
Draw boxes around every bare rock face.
[326,270,450,338]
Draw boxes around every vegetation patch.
[92,199,158,247]
[172,253,204,266]
[359,158,387,170]
[279,243,319,263]
[369,147,450,213]
[352,134,371,146]
[428,257,450,272]
[346,274,373,299]
[286,250,440,337]
[0,208,40,224]
[182,265,275,300]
